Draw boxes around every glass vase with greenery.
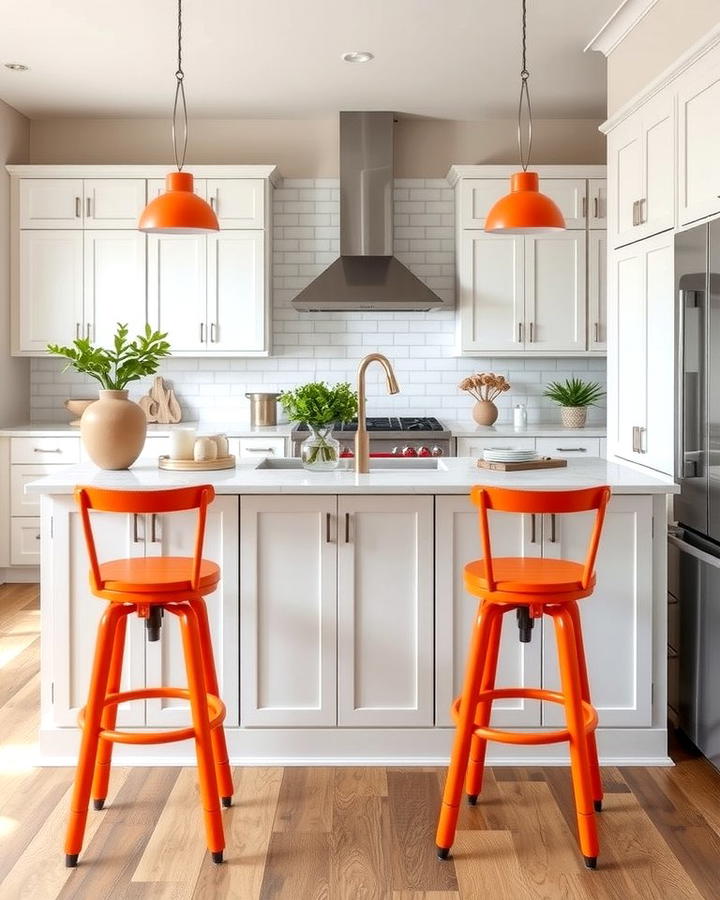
[279,381,358,470]
[543,378,605,428]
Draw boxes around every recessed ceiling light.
[4,63,29,72]
[342,51,374,64]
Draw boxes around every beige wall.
[29,116,605,177]
[0,99,30,425]
[608,0,720,115]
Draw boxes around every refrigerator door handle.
[668,534,720,569]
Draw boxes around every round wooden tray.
[158,454,236,471]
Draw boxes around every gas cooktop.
[295,417,447,433]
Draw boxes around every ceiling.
[0,0,617,120]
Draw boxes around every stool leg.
[567,601,603,812]
[176,603,225,864]
[190,597,234,807]
[436,602,499,859]
[465,606,504,803]
[552,607,599,868]
[64,603,125,867]
[91,607,130,810]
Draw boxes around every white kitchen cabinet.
[458,231,524,354]
[435,495,543,727]
[588,231,607,350]
[534,437,601,458]
[144,497,239,727]
[456,437,535,457]
[10,436,80,465]
[234,437,286,459]
[677,44,720,226]
[84,231,147,346]
[18,231,83,351]
[337,495,433,726]
[10,517,42,566]
[148,233,207,353]
[460,177,587,229]
[524,231,586,353]
[207,231,266,354]
[240,495,337,727]
[206,178,264,228]
[82,179,146,228]
[19,179,84,228]
[50,499,146,727]
[10,464,58,516]
[588,179,607,229]
[608,91,674,248]
[541,496,653,726]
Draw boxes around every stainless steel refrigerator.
[671,220,720,771]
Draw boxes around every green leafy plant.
[543,378,605,408]
[279,381,358,428]
[47,323,171,391]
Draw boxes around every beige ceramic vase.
[472,400,499,426]
[81,390,147,470]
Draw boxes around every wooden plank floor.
[1,583,719,899]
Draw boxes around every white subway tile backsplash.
[30,177,606,426]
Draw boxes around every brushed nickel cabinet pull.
[75,197,81,218]
[594,322,600,343]
[86,323,92,341]
[33,447,61,453]
[76,322,81,340]
[529,322,534,343]
[345,512,350,543]
[632,426,639,453]
[530,513,536,544]
[639,426,647,453]
[640,198,647,224]
[133,513,140,543]
[326,512,332,543]
[632,200,639,227]
[210,323,217,343]
[210,195,215,210]
[550,513,557,543]
[593,196,599,219]
[582,195,587,218]
[518,322,523,343]
[200,322,205,343]
[86,197,92,218]
[556,447,587,452]
[246,447,275,453]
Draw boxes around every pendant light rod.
[517,0,532,173]
[171,0,188,172]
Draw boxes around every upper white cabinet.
[588,231,607,350]
[607,91,674,248]
[9,165,277,356]
[677,44,720,226]
[460,176,589,229]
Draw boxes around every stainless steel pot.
[245,392,280,428]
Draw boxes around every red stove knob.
[431,446,444,456]
[417,446,431,457]
[401,446,418,457]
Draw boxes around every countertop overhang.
[25,457,678,496]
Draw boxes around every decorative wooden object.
[476,458,568,472]
[139,377,182,424]
[158,455,236,472]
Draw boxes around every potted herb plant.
[543,378,605,428]
[279,382,358,471]
[47,323,171,469]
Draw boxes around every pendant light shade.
[484,1,565,235]
[138,1,219,234]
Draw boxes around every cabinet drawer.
[10,464,69,516]
[235,437,286,459]
[19,179,84,228]
[457,437,535,456]
[535,437,600,458]
[10,437,80,465]
[10,518,41,566]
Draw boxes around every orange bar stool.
[436,485,610,869]
[64,485,233,868]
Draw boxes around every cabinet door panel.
[10,517,41,566]
[588,231,607,350]
[84,179,147,228]
[678,50,720,225]
[459,231,524,354]
[541,496,653,726]
[460,179,508,228]
[148,234,207,353]
[19,231,84,352]
[435,497,542,727]
[145,497,239,727]
[644,235,675,474]
[609,118,642,248]
[84,231,147,347]
[542,179,587,229]
[337,495,433,726]
[524,232,586,352]
[207,231,266,353]
[612,246,646,462]
[642,95,674,237]
[206,178,264,228]
[19,179,83,228]
[51,500,145,726]
[240,495,337,726]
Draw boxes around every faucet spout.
[355,353,401,474]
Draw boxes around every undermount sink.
[256,457,444,471]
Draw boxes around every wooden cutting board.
[476,457,568,472]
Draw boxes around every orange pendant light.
[485,0,565,235]
[139,0,218,234]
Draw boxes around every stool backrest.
[469,485,611,592]
[74,485,216,592]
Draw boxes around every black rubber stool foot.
[467,794,478,806]
[594,800,602,812]
[437,846,451,861]
[212,851,224,864]
[65,854,78,868]
[221,796,232,808]
[584,856,597,869]
[93,798,105,811]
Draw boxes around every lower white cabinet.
[240,494,434,728]
[456,437,603,459]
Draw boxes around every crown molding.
[584,0,659,57]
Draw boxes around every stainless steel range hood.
[292,112,443,312]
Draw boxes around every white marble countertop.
[26,456,677,496]
[0,422,293,438]
[443,421,607,438]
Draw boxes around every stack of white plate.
[482,448,539,463]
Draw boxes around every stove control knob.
[431,446,444,457]
[417,446,431,457]
[391,446,401,456]
[401,446,418,457]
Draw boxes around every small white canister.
[513,403,527,431]
[168,427,197,460]
[194,436,218,461]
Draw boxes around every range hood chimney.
[292,112,443,312]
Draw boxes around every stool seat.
[99,557,220,596]
[464,556,594,598]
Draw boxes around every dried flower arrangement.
[458,372,512,402]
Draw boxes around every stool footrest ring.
[451,687,597,747]
[77,688,226,745]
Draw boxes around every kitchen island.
[27,457,677,766]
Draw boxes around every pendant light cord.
[171,0,188,172]
[517,0,532,172]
